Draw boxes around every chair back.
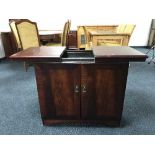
[116,24,135,35]
[61,20,71,46]
[123,24,135,34]
[116,25,126,33]
[15,19,40,50]
[9,21,21,49]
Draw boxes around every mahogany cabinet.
[34,63,129,126]
[10,46,147,126]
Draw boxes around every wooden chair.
[123,24,135,34]
[11,19,71,49]
[9,19,29,51]
[82,26,93,50]
[10,19,71,70]
[10,19,40,71]
[9,21,22,51]
[46,20,71,47]
[62,20,71,47]
[116,24,126,33]
[15,19,40,50]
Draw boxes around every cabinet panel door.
[35,64,80,120]
[81,63,129,121]
[81,64,96,119]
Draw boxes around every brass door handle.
[82,85,87,93]
[75,85,79,93]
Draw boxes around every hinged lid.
[10,46,66,62]
[93,46,148,63]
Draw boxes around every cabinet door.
[35,64,80,120]
[81,64,96,119]
[81,63,129,122]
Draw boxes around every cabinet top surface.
[10,46,65,59]
[10,46,147,62]
[93,46,147,59]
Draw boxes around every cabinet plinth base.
[42,119,121,127]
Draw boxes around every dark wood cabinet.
[34,62,129,126]
[10,46,147,126]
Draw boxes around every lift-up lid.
[10,46,147,63]
[10,46,66,62]
[93,46,148,62]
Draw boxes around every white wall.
[0,0,154,46]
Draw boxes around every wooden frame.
[77,25,135,48]
[89,32,130,46]
[77,25,118,48]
